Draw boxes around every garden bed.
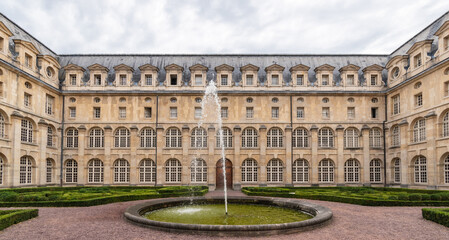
[0,209,38,230]
[422,208,449,227]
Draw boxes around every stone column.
[233,125,242,188]
[10,111,23,187]
[361,125,371,185]
[399,120,409,187]
[285,125,293,185]
[77,125,87,185]
[181,125,190,185]
[156,125,164,186]
[259,125,267,186]
[425,111,437,187]
[310,125,318,185]
[336,125,344,185]
[129,125,139,185]
[207,125,215,189]
[38,119,48,185]
[103,125,112,185]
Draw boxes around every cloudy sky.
[1,0,448,54]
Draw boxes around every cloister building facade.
[1,12,449,190]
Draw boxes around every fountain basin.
[124,196,333,236]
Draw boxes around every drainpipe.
[60,95,65,187]
[155,95,159,187]
[383,94,388,187]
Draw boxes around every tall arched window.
[344,128,359,148]
[114,128,130,148]
[165,159,181,182]
[191,127,207,148]
[190,159,207,182]
[21,119,33,143]
[0,113,5,138]
[19,156,33,184]
[444,155,449,184]
[65,159,78,183]
[89,128,104,148]
[413,119,426,142]
[139,159,156,183]
[166,128,182,148]
[0,156,4,185]
[443,112,449,137]
[242,127,258,148]
[66,128,79,148]
[267,128,283,148]
[369,159,382,183]
[88,159,104,183]
[391,125,400,147]
[113,159,130,183]
[318,159,334,183]
[369,128,382,148]
[267,159,283,182]
[47,126,54,147]
[140,128,156,148]
[292,159,309,183]
[414,156,427,183]
[216,127,233,148]
[393,158,400,183]
[292,128,309,148]
[344,159,360,183]
[241,159,258,182]
[318,128,334,148]
[46,159,53,183]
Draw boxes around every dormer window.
[0,37,4,52]
[296,75,304,85]
[170,74,178,86]
[145,74,153,86]
[70,74,77,86]
[119,74,127,86]
[246,75,253,86]
[392,67,400,79]
[346,75,354,86]
[46,67,55,78]
[414,53,422,68]
[370,75,378,86]
[94,74,102,85]
[25,54,32,68]
[221,75,228,86]
[444,36,449,50]
[194,74,202,86]
[272,75,279,85]
[322,74,329,86]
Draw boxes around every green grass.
[422,208,449,227]
[0,209,38,230]
[0,186,208,207]
[242,187,449,206]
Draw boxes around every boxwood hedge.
[0,209,38,230]
[422,208,449,227]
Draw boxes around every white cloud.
[1,0,448,54]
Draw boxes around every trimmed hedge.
[0,209,38,230]
[422,208,449,227]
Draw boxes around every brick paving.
[1,192,448,240]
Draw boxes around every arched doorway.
[216,159,232,189]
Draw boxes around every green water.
[144,203,312,225]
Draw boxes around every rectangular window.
[221,75,228,86]
[25,54,32,68]
[415,93,423,107]
[246,107,254,118]
[322,107,330,118]
[272,75,279,85]
[296,75,304,85]
[370,75,378,86]
[24,93,31,107]
[246,75,253,86]
[93,107,101,119]
[69,107,76,118]
[347,107,355,119]
[170,74,177,86]
[221,107,228,118]
[70,74,77,86]
[170,107,177,118]
[322,74,329,86]
[194,107,202,118]
[271,107,279,118]
[119,74,127,86]
[296,107,304,119]
[371,107,378,119]
[144,107,152,118]
[346,75,354,86]
[94,74,102,85]
[45,95,54,115]
[119,107,126,119]
[414,53,422,68]
[195,74,202,86]
[392,95,400,115]
[145,74,152,86]
[445,81,449,97]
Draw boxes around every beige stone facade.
[0,13,449,190]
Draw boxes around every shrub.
[0,209,38,230]
[397,193,409,201]
[388,195,398,200]
[0,192,18,202]
[440,193,449,201]
[422,208,449,228]
[430,194,442,201]
[421,194,431,201]
[409,193,422,201]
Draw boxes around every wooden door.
[216,159,233,189]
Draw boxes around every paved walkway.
[1,192,448,240]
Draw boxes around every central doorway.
[216,159,233,190]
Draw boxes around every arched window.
[292,159,309,183]
[344,159,360,183]
[241,159,258,182]
[242,127,258,148]
[443,112,449,137]
[89,128,104,148]
[140,128,156,148]
[369,128,382,148]
[166,128,182,148]
[113,159,130,183]
[391,125,400,147]
[65,159,78,183]
[0,155,4,185]
[0,113,5,138]
[267,128,283,148]
[318,159,334,183]
[292,128,309,148]
[444,155,449,184]
[393,158,400,183]
[369,159,382,183]
[413,119,426,142]
[414,156,427,183]
[344,128,359,148]
[165,159,181,182]
[139,159,156,183]
[47,126,54,147]
[191,127,207,148]
[190,159,207,182]
[19,156,33,184]
[318,128,334,148]
[267,159,283,182]
[216,127,232,148]
[21,119,33,143]
[114,128,130,148]
[46,159,53,183]
[88,159,104,183]
[66,128,79,148]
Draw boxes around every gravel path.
[0,193,448,240]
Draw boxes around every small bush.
[0,209,38,230]
[422,208,449,228]
[398,193,409,200]
[421,194,431,201]
[430,194,442,201]
[0,192,18,202]
[388,195,398,200]
[409,193,422,201]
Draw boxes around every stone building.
[0,12,449,190]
